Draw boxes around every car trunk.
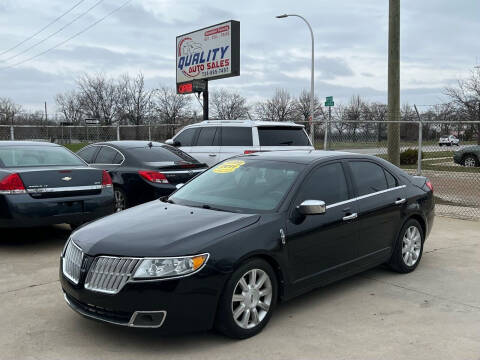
[143,161,207,184]
[14,166,103,199]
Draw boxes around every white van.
[166,120,314,167]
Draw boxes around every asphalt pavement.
[1,218,479,360]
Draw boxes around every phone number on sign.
[201,67,230,77]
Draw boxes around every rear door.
[189,126,221,166]
[257,126,313,152]
[347,160,406,264]
[91,146,124,172]
[219,126,256,162]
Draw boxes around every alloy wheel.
[114,189,126,212]
[402,226,422,267]
[463,156,477,167]
[231,268,272,330]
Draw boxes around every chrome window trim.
[79,144,125,166]
[26,185,103,193]
[326,185,407,210]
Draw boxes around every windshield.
[0,146,85,168]
[170,159,304,213]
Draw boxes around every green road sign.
[326,96,333,102]
[325,101,334,107]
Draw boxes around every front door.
[286,161,359,288]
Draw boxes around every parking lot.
[1,216,479,360]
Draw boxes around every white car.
[166,120,314,167]
[439,135,460,146]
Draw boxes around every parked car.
[438,135,460,146]
[165,120,314,167]
[76,141,208,212]
[61,151,434,339]
[453,145,480,167]
[0,141,113,229]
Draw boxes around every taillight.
[244,150,258,154]
[138,170,169,184]
[0,173,26,194]
[425,180,433,192]
[101,170,113,188]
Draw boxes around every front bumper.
[0,189,114,228]
[60,258,228,333]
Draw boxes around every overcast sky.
[0,0,479,112]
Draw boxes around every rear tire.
[389,219,424,273]
[114,187,127,212]
[462,155,479,167]
[215,259,277,339]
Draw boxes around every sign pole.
[203,80,209,120]
[324,96,334,150]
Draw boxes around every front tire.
[215,259,277,339]
[389,219,424,273]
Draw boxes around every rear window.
[0,146,85,167]
[258,127,310,146]
[221,127,253,146]
[126,145,198,163]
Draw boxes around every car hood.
[71,200,260,257]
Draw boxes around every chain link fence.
[1,120,479,220]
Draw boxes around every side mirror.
[176,183,184,189]
[296,200,326,215]
[165,139,175,145]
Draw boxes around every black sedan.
[0,141,114,229]
[76,141,208,212]
[60,151,434,339]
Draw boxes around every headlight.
[132,254,209,280]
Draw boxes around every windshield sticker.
[213,160,245,174]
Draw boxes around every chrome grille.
[62,240,84,284]
[85,257,140,294]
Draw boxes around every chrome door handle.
[208,154,216,157]
[395,198,406,205]
[342,213,358,221]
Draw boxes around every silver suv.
[166,120,314,167]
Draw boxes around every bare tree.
[210,89,249,119]
[118,73,153,125]
[76,73,122,124]
[55,91,83,124]
[255,89,297,121]
[152,86,191,137]
[444,67,480,144]
[0,97,22,124]
[294,89,324,122]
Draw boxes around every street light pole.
[276,14,315,146]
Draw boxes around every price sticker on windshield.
[213,160,245,174]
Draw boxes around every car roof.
[184,120,305,128]
[92,141,165,149]
[0,141,59,147]
[236,150,374,164]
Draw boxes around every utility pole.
[203,81,209,120]
[387,0,400,165]
[45,101,49,140]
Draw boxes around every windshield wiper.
[279,141,293,145]
[191,204,234,213]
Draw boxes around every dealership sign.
[176,20,240,93]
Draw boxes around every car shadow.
[0,224,71,249]
[66,270,382,351]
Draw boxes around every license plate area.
[55,201,84,215]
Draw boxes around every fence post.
[116,124,120,141]
[148,124,152,141]
[10,125,14,140]
[417,121,422,175]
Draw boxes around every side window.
[384,170,397,188]
[174,128,196,146]
[94,146,119,164]
[221,127,253,146]
[76,146,97,164]
[349,161,388,196]
[298,163,349,205]
[196,127,219,146]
